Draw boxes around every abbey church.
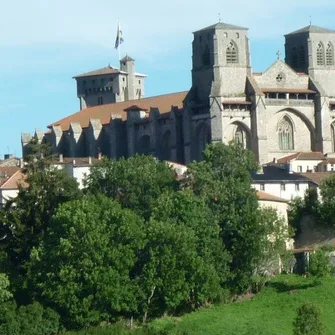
[22,22,335,164]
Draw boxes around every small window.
[138,80,141,84]
[100,78,105,86]
[199,35,202,42]
[298,166,302,172]
[331,164,334,171]
[110,77,113,82]
[83,80,87,87]
[260,184,265,191]
[122,77,125,82]
[280,184,286,191]
[92,79,95,85]
[236,32,239,38]
[97,96,103,105]
[295,183,300,191]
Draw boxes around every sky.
[1,0,335,158]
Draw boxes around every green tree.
[183,143,281,292]
[0,273,12,303]
[309,249,334,277]
[137,220,223,322]
[151,190,231,284]
[319,175,335,225]
[0,301,60,335]
[0,163,82,302]
[30,196,146,329]
[293,303,324,335]
[85,155,177,220]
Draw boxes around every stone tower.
[73,56,146,110]
[285,25,335,96]
[191,22,251,103]
[184,22,252,162]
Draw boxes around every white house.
[252,165,317,201]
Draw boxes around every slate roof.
[286,25,335,36]
[48,91,187,132]
[252,166,316,184]
[195,22,248,33]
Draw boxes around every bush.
[309,249,334,277]
[0,301,60,335]
[293,303,324,335]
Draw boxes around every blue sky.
[1,0,335,158]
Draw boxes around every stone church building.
[22,22,335,164]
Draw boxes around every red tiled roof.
[321,158,335,164]
[0,167,20,187]
[299,172,335,185]
[73,66,120,78]
[277,152,325,163]
[48,91,187,132]
[256,190,288,203]
[0,168,28,190]
[123,105,148,111]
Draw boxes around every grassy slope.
[151,275,335,335]
[67,275,335,334]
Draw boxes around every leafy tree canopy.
[85,155,177,220]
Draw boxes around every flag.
[114,23,124,49]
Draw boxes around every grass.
[67,274,335,334]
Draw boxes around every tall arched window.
[317,42,325,66]
[226,41,238,64]
[234,125,249,149]
[326,43,334,66]
[331,123,335,152]
[278,116,294,150]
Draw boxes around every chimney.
[98,152,102,160]
[72,159,76,165]
[88,156,92,165]
[59,153,63,163]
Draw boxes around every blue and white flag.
[114,23,124,49]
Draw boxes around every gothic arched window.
[234,125,249,149]
[278,116,294,150]
[226,41,238,64]
[331,123,335,152]
[326,42,334,66]
[317,42,325,66]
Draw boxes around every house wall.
[253,182,310,200]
